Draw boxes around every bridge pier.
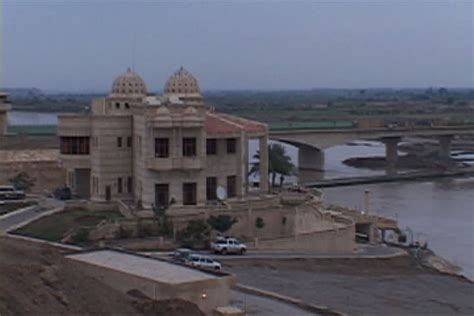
[382,137,401,166]
[438,135,452,160]
[298,145,325,171]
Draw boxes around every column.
[236,131,247,197]
[382,137,401,166]
[438,135,452,160]
[259,134,269,193]
[298,145,324,171]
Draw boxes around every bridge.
[269,123,474,171]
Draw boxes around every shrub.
[207,215,238,234]
[9,172,36,192]
[157,217,174,238]
[255,217,265,229]
[71,227,89,244]
[177,220,210,248]
[116,226,130,239]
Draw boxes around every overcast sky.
[1,1,473,92]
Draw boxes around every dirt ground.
[0,236,204,316]
[225,256,474,316]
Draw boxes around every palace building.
[58,67,269,209]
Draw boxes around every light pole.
[364,189,371,216]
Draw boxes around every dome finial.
[111,68,147,96]
[164,67,200,95]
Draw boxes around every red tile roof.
[205,112,266,135]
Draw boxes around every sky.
[1,0,473,92]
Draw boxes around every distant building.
[0,92,11,135]
[58,67,269,208]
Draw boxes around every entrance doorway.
[105,185,111,201]
[155,184,169,210]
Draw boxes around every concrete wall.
[0,160,66,193]
[248,225,355,252]
[0,111,7,136]
[0,135,58,150]
[68,257,235,315]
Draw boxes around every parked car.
[53,186,72,200]
[187,254,221,271]
[210,237,247,255]
[171,248,193,263]
[0,185,26,200]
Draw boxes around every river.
[8,111,474,280]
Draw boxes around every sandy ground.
[225,256,474,316]
[0,236,204,316]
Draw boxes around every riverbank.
[225,255,474,316]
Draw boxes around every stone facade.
[58,68,269,209]
[0,92,11,136]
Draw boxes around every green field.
[14,209,122,242]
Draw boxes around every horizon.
[1,1,473,91]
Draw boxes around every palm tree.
[250,143,294,187]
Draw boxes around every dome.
[111,68,147,96]
[164,67,200,95]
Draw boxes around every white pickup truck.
[210,237,247,255]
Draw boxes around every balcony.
[146,156,203,171]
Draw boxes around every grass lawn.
[14,209,123,242]
[0,201,36,216]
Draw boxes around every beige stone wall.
[90,115,133,201]
[0,135,58,150]
[248,226,355,252]
[0,160,66,193]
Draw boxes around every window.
[127,177,133,193]
[127,136,132,148]
[206,177,217,201]
[226,138,236,154]
[183,183,197,205]
[227,175,236,198]
[92,176,99,194]
[206,139,217,155]
[155,138,169,158]
[117,177,122,194]
[138,136,142,156]
[117,137,122,148]
[115,102,120,109]
[183,138,197,157]
[125,102,130,109]
[60,137,90,155]
[155,184,169,208]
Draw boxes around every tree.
[255,217,265,229]
[177,220,211,248]
[9,172,36,192]
[207,215,238,234]
[250,143,294,187]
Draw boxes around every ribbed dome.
[164,67,200,95]
[111,68,147,96]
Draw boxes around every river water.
[8,111,474,279]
